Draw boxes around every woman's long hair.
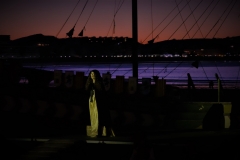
[85,70,104,91]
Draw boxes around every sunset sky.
[1,0,240,44]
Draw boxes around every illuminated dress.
[87,88,106,137]
[86,70,115,138]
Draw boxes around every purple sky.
[1,0,240,44]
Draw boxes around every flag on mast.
[78,27,85,36]
[66,26,75,38]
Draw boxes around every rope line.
[156,62,171,77]
[191,0,220,38]
[155,0,189,41]
[111,63,123,75]
[112,0,117,35]
[106,0,125,75]
[106,0,125,37]
[123,69,133,76]
[139,65,151,75]
[212,0,237,38]
[142,0,184,43]
[205,0,234,38]
[182,0,215,39]
[175,0,191,39]
[74,0,89,26]
[151,0,154,40]
[80,0,99,32]
[168,0,203,40]
[56,0,81,37]
[163,61,183,79]
[186,0,204,38]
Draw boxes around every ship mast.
[132,0,138,78]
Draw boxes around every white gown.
[86,90,106,137]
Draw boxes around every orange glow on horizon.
[0,0,239,44]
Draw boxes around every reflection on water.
[23,61,240,89]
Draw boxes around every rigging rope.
[185,0,204,38]
[142,0,184,43]
[205,0,233,38]
[74,0,89,26]
[106,0,125,76]
[175,0,191,39]
[163,61,183,79]
[156,62,171,77]
[65,0,89,38]
[113,0,118,35]
[151,0,153,40]
[172,65,192,85]
[79,0,99,35]
[168,0,203,40]
[56,0,81,37]
[111,63,123,75]
[150,0,155,76]
[123,68,133,76]
[139,64,151,76]
[192,0,220,38]
[112,0,117,35]
[212,0,237,38]
[182,0,215,39]
[154,0,189,41]
[106,0,125,37]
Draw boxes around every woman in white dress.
[85,70,115,137]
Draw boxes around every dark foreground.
[1,73,240,159]
[2,129,240,160]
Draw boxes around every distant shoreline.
[1,56,240,64]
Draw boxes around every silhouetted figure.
[209,80,214,89]
[85,70,115,137]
